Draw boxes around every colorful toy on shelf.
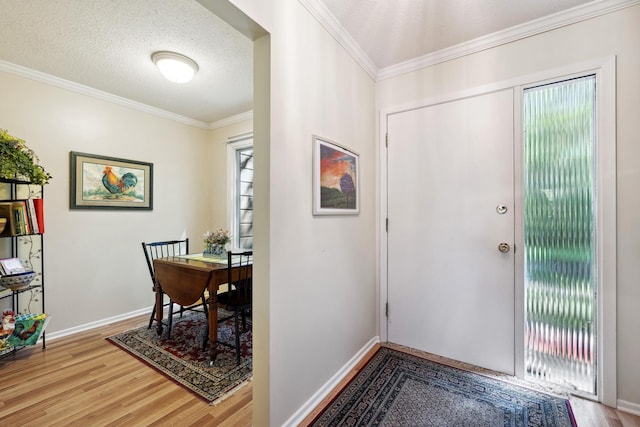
[0,311,49,351]
[0,310,16,350]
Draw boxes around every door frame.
[378,55,616,405]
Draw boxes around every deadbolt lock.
[496,205,508,214]
[498,243,510,253]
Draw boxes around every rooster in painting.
[102,166,137,195]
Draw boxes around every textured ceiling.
[0,0,253,125]
[320,0,593,69]
[0,0,602,125]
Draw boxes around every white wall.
[2,1,379,423]
[0,70,212,332]
[220,1,378,425]
[376,5,640,411]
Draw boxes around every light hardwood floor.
[0,315,252,426]
[1,316,638,426]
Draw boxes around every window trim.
[226,134,253,249]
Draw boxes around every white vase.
[204,243,226,257]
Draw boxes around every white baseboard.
[617,399,640,416]
[282,336,380,427]
[44,306,153,341]
[40,315,640,421]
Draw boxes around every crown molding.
[209,110,254,129]
[0,59,211,129]
[299,0,638,82]
[298,0,377,80]
[377,0,640,81]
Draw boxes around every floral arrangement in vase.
[0,129,52,185]
[203,229,231,256]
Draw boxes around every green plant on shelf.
[0,129,52,185]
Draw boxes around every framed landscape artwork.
[312,135,359,215]
[69,151,153,210]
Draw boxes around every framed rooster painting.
[69,152,153,210]
[312,135,359,215]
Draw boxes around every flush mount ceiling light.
[151,51,199,84]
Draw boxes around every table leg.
[155,282,164,336]
[207,291,218,365]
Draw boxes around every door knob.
[498,243,510,253]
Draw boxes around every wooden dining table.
[152,253,250,364]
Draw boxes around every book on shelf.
[13,202,29,235]
[0,199,44,236]
[26,199,39,234]
[0,258,27,275]
[0,202,25,236]
[32,198,44,233]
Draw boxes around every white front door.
[386,89,515,374]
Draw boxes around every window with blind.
[236,147,253,249]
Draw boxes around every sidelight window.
[228,136,253,249]
[523,75,597,395]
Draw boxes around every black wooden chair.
[206,250,252,364]
[142,238,208,338]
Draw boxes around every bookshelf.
[0,177,46,358]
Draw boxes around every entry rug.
[312,346,576,426]
[107,310,251,404]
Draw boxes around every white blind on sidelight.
[237,147,253,249]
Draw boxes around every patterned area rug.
[107,310,251,404]
[312,346,577,426]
